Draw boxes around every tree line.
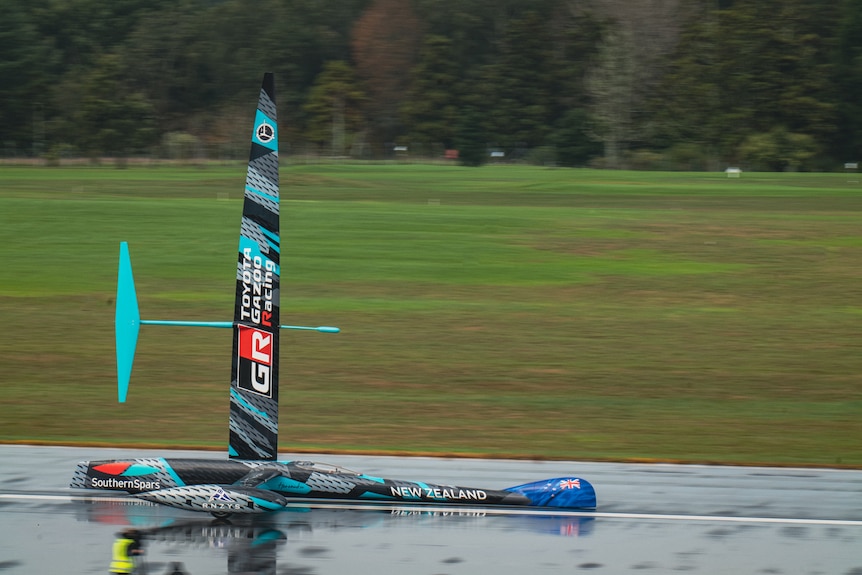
[2,0,860,170]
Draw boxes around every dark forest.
[2,0,861,169]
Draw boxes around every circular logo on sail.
[256,122,275,143]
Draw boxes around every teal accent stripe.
[258,225,280,244]
[245,184,279,204]
[359,474,386,484]
[231,388,271,420]
[159,458,186,487]
[359,492,396,500]
[250,496,285,511]
[122,464,162,477]
[258,225,280,255]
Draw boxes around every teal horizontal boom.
[140,320,339,332]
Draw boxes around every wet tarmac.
[1,445,861,574]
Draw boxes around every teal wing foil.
[115,242,141,403]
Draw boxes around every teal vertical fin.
[115,241,141,403]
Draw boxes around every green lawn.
[1,163,860,466]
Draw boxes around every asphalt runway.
[1,445,860,574]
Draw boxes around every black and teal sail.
[229,73,281,460]
[112,73,338,462]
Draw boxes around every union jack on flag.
[559,478,581,490]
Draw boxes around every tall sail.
[230,73,280,460]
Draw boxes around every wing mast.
[229,73,281,460]
[112,73,338,460]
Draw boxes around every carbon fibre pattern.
[137,486,213,507]
[135,485,281,514]
[256,84,277,120]
[165,458,259,485]
[230,73,280,461]
[244,159,279,207]
[238,216,279,260]
[304,472,358,494]
[228,399,277,460]
[69,461,89,488]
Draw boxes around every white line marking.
[294,501,862,527]
[585,511,862,527]
[1,493,139,503]
[4,493,858,527]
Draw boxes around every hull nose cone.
[505,477,596,509]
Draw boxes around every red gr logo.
[237,326,273,396]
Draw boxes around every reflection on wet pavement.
[1,446,861,574]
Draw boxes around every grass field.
[1,163,860,466]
